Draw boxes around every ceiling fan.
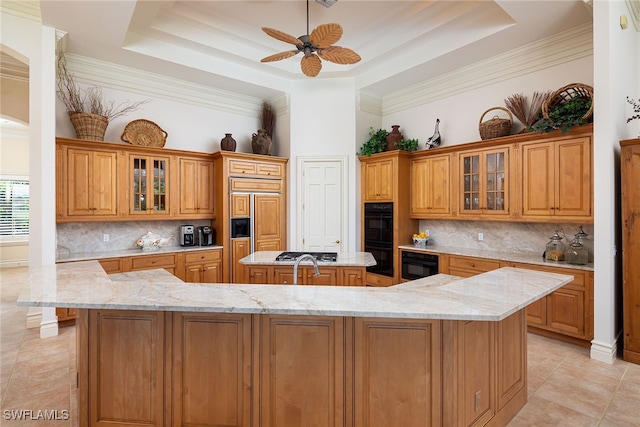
[260,0,361,77]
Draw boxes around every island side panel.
[171,312,252,427]
[258,315,346,427]
[353,318,442,427]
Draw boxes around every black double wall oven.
[364,202,394,277]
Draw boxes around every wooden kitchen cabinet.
[619,138,640,363]
[254,193,283,252]
[410,153,452,217]
[457,146,511,218]
[231,238,251,283]
[127,152,170,217]
[446,255,502,278]
[183,249,222,283]
[177,156,215,218]
[272,266,338,285]
[362,156,394,201]
[520,136,592,221]
[341,267,365,286]
[56,144,119,221]
[246,266,270,284]
[129,253,177,276]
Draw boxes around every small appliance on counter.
[198,226,215,246]
[180,225,195,246]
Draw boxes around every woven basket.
[479,107,513,140]
[121,119,168,147]
[69,112,108,141]
[542,83,593,121]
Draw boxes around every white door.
[300,159,346,252]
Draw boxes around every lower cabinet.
[246,265,365,286]
[183,249,222,283]
[130,253,177,276]
[447,255,503,278]
[78,309,528,427]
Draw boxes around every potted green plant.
[528,97,592,134]
[395,138,419,152]
[359,128,388,156]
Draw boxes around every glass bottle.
[545,229,566,261]
[565,237,588,265]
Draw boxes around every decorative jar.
[545,230,566,261]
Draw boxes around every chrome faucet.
[292,254,320,285]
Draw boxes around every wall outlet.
[103,234,109,242]
[478,232,484,241]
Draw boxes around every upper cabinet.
[56,138,217,222]
[457,146,511,218]
[520,136,592,221]
[127,152,170,217]
[56,144,119,221]
[410,153,451,217]
[362,157,395,201]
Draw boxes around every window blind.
[0,179,29,238]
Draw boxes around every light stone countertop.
[239,251,376,267]
[398,243,594,272]
[17,261,573,321]
[56,245,224,263]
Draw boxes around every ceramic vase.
[386,125,403,151]
[251,129,272,155]
[220,133,236,151]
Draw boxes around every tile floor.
[1,266,639,426]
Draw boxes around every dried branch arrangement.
[261,101,275,138]
[56,50,148,121]
[504,91,551,131]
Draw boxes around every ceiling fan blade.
[261,50,300,63]
[301,54,322,77]
[262,27,302,46]
[318,46,361,65]
[309,23,343,48]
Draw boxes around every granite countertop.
[398,243,594,272]
[56,245,224,263]
[17,261,572,321]
[239,251,376,267]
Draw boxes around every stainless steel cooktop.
[275,252,338,262]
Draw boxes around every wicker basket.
[479,107,513,140]
[542,83,593,121]
[69,112,108,141]
[121,119,168,147]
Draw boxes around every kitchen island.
[18,261,572,427]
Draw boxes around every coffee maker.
[198,226,215,246]
[180,225,195,246]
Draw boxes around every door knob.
[335,240,340,244]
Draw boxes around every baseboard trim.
[26,310,42,329]
[590,338,620,365]
[39,319,59,339]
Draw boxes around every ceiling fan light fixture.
[259,0,359,77]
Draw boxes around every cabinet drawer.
[448,256,501,272]
[228,159,283,178]
[131,254,176,270]
[230,178,283,193]
[98,258,123,274]
[366,273,394,287]
[185,250,221,264]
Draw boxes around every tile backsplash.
[56,220,213,255]
[417,220,594,261]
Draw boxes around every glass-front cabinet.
[458,147,510,217]
[129,154,170,216]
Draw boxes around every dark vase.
[220,133,236,151]
[251,129,272,155]
[386,125,403,151]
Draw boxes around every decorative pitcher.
[252,129,272,155]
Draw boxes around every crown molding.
[626,0,640,31]
[0,0,41,23]
[381,23,593,116]
[357,91,383,117]
[269,94,290,117]
[66,54,265,118]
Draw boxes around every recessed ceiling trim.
[65,53,265,118]
[358,91,383,116]
[626,0,640,31]
[0,1,41,23]
[381,23,593,116]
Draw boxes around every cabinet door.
[179,158,214,216]
[247,266,270,284]
[202,262,222,283]
[364,159,394,201]
[232,238,251,283]
[459,148,509,217]
[259,315,345,427]
[525,298,547,326]
[273,266,296,285]
[185,264,204,283]
[411,154,451,217]
[554,137,591,217]
[129,154,170,216]
[172,313,252,427]
[231,193,250,217]
[67,148,118,217]
[341,267,365,286]
[521,142,554,217]
[305,266,338,285]
[87,310,165,427]
[546,287,585,337]
[254,194,282,248]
